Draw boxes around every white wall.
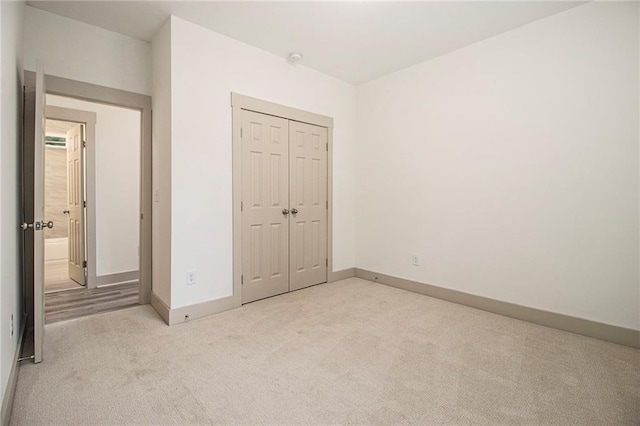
[24,6,151,96]
[1,0,24,407]
[165,16,357,308]
[46,95,141,277]
[356,2,640,330]
[151,19,172,306]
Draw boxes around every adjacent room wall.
[163,16,357,309]
[23,6,151,96]
[46,95,141,277]
[1,0,24,411]
[356,2,640,330]
[43,143,68,239]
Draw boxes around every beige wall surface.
[44,146,68,239]
[356,2,640,330]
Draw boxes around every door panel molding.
[232,93,334,306]
[240,110,290,303]
[288,120,327,291]
[65,124,85,285]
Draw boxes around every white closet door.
[241,110,290,303]
[288,121,328,291]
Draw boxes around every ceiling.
[27,1,584,85]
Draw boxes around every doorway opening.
[43,96,141,324]
[43,119,85,293]
[23,70,152,363]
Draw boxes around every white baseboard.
[1,316,27,426]
[150,291,170,324]
[95,270,139,287]
[328,268,355,282]
[169,296,237,325]
[150,267,358,327]
[150,291,239,326]
[355,268,640,349]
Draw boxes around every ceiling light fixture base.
[288,51,303,62]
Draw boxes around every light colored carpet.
[10,278,640,425]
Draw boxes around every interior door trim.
[24,71,152,310]
[231,93,334,307]
[45,105,96,287]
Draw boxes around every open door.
[65,124,86,285]
[33,63,47,363]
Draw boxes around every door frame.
[24,72,152,321]
[44,105,96,287]
[231,93,334,306]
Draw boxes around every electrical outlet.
[412,255,420,266]
[10,314,14,338]
[186,270,197,285]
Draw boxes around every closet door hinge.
[241,201,243,212]
[240,128,243,138]
[83,261,87,268]
[326,259,328,267]
[326,143,328,152]
[326,201,328,209]
[83,140,86,148]
[83,200,87,208]
[241,274,244,285]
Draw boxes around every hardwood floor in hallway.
[45,282,139,324]
[44,259,83,293]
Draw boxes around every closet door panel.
[241,110,290,303]
[289,121,327,291]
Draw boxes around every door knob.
[20,220,53,231]
[291,208,299,215]
[282,209,289,216]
